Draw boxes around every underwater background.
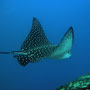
[0,0,90,90]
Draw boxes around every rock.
[56,73,90,90]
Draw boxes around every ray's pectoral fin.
[21,17,51,51]
[49,27,74,59]
[16,17,52,66]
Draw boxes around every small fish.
[0,17,74,66]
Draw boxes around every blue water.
[0,0,90,90]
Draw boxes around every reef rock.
[56,73,90,90]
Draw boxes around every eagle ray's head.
[63,51,72,59]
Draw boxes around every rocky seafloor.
[56,73,90,90]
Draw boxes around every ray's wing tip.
[69,26,73,29]
[33,17,40,24]
[33,17,38,22]
[69,26,73,32]
[69,26,74,42]
[69,26,74,35]
[33,17,36,20]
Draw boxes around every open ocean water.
[0,0,90,90]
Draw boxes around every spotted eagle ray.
[0,17,74,66]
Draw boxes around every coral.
[56,73,90,90]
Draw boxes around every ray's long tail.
[0,51,27,56]
[0,51,22,54]
[0,52,12,54]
